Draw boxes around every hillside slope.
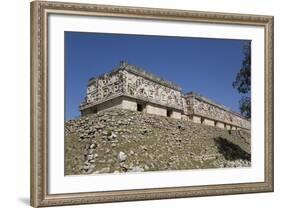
[65,109,251,175]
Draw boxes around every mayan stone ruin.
[64,61,251,175]
[80,61,250,131]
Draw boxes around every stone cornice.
[87,61,182,91]
[120,61,182,91]
[80,93,183,112]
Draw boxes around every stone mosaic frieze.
[80,61,250,130]
[124,71,183,109]
[184,94,251,129]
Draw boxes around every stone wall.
[97,97,123,112]
[203,118,215,126]
[146,103,167,117]
[84,70,126,105]
[170,110,182,119]
[80,62,250,130]
[81,61,183,115]
[81,97,123,115]
[124,70,183,110]
[215,121,225,129]
[192,115,201,124]
[184,92,250,130]
[121,97,137,111]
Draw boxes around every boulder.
[118,151,127,162]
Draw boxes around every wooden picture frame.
[30,1,274,207]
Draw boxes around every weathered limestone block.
[231,126,237,130]
[122,98,137,111]
[225,124,231,130]
[97,97,122,112]
[171,111,182,119]
[181,114,188,121]
[193,116,201,124]
[216,122,225,129]
[203,118,215,126]
[146,104,167,117]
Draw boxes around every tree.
[232,41,251,119]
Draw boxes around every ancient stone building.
[79,61,250,130]
[183,92,250,130]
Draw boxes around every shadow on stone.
[214,137,251,161]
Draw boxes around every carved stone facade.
[183,92,250,130]
[80,61,250,130]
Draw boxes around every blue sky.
[65,31,250,120]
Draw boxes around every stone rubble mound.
[65,109,251,175]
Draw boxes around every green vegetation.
[233,41,251,119]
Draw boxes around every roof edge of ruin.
[121,61,182,91]
[88,61,182,91]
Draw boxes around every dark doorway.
[92,108,97,114]
[167,110,172,117]
[137,103,145,112]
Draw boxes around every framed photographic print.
[30,1,274,207]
